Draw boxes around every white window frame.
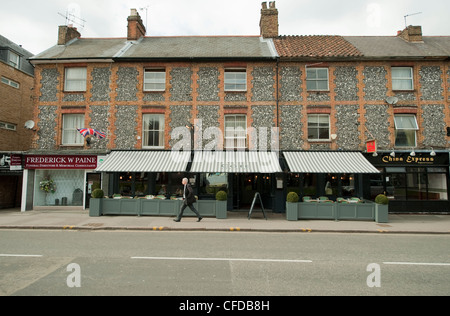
[144,69,166,92]
[142,114,165,149]
[8,51,20,69]
[224,115,247,150]
[224,68,247,92]
[392,67,414,91]
[1,76,20,89]
[64,67,87,92]
[394,114,419,148]
[307,114,331,141]
[0,121,17,131]
[306,68,329,91]
[62,114,84,145]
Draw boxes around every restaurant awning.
[96,151,191,173]
[283,151,380,174]
[190,151,282,173]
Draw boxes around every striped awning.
[96,151,190,173]
[283,151,380,174]
[191,151,282,173]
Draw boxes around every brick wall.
[0,61,34,151]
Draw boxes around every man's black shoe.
[197,217,203,222]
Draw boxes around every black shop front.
[364,151,450,213]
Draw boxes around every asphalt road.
[0,230,449,298]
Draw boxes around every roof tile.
[274,35,364,58]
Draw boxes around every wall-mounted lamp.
[390,151,396,157]
[410,148,416,157]
[430,148,436,156]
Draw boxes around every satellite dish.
[386,97,399,105]
[24,120,35,130]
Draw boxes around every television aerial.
[404,12,422,28]
[58,3,86,28]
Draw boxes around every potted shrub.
[89,188,104,217]
[215,190,228,219]
[286,192,299,221]
[374,194,389,223]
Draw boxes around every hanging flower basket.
[40,177,56,194]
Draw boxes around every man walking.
[174,178,203,222]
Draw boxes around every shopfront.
[0,153,23,209]
[283,151,380,202]
[364,151,450,213]
[96,150,283,212]
[22,154,101,210]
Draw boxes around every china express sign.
[381,154,435,164]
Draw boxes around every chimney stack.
[127,8,146,41]
[58,25,81,45]
[397,25,423,43]
[260,1,279,38]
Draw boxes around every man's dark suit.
[174,183,202,222]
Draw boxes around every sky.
[1,0,449,55]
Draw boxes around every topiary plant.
[287,192,299,203]
[91,188,105,199]
[216,190,227,201]
[375,194,389,205]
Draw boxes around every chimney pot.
[127,8,146,40]
[260,1,278,38]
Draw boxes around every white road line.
[384,262,450,267]
[131,256,312,263]
[0,254,43,258]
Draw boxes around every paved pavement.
[0,208,449,234]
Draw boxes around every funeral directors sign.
[25,155,97,170]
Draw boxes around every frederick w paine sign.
[25,155,97,169]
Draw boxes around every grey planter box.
[286,202,298,221]
[286,201,387,223]
[141,199,181,216]
[215,201,227,219]
[375,204,389,223]
[336,202,375,221]
[90,198,228,219]
[299,202,335,220]
[89,198,102,217]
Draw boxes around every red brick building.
[0,35,34,209]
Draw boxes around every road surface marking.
[384,262,450,267]
[131,256,312,263]
[0,254,43,258]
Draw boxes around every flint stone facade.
[36,106,57,150]
[114,105,138,149]
[91,67,111,102]
[39,68,59,102]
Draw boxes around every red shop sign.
[366,140,377,154]
[24,155,97,170]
